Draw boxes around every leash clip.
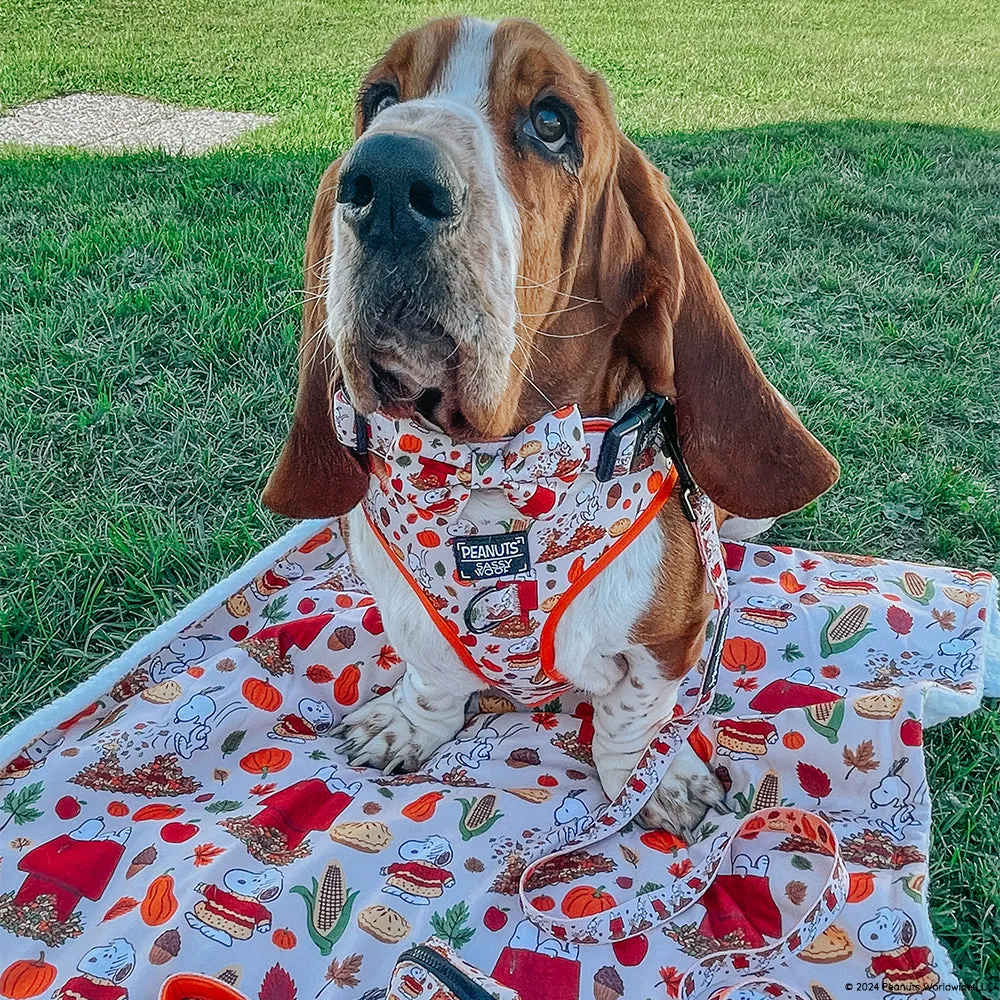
[659,399,699,522]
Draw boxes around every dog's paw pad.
[334,692,448,773]
[639,744,726,839]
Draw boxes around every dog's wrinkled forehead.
[357,17,606,171]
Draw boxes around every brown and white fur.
[262,17,839,837]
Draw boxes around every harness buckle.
[595,393,667,483]
[353,412,370,469]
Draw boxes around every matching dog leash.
[516,489,849,998]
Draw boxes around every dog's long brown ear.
[603,135,839,518]
[262,159,368,518]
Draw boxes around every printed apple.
[483,906,508,931]
[161,821,199,843]
[612,932,649,967]
[361,606,384,635]
[900,718,922,747]
[55,796,81,820]
[532,895,555,912]
[297,598,316,614]
[228,624,249,642]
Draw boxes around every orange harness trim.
[364,466,678,704]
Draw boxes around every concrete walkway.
[0,93,272,153]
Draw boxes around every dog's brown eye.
[374,92,399,116]
[531,102,566,143]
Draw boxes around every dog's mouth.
[358,298,475,436]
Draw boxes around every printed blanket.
[0,519,996,1000]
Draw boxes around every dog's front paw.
[596,742,726,841]
[333,687,460,773]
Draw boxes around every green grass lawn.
[2,0,999,981]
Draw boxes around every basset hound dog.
[263,16,839,835]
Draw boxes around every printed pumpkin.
[141,873,178,926]
[0,954,57,999]
[401,791,444,822]
[333,664,362,706]
[561,885,617,918]
[721,636,766,673]
[242,677,283,712]
[239,747,293,776]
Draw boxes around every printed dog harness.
[333,391,726,707]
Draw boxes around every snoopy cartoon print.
[548,791,595,844]
[53,938,136,1000]
[937,627,980,681]
[185,866,283,945]
[153,690,246,759]
[381,835,455,906]
[143,634,222,683]
[269,697,334,742]
[859,906,939,996]
[0,730,63,784]
[251,556,304,601]
[430,716,529,774]
[869,759,922,843]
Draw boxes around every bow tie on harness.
[333,389,729,707]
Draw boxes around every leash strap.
[516,489,848,998]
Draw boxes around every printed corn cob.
[752,770,781,810]
[819,604,876,656]
[457,793,503,840]
[289,861,359,956]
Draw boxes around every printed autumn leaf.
[9,837,31,850]
[620,844,640,868]
[800,559,820,571]
[886,605,913,637]
[796,761,831,803]
[0,781,44,831]
[306,664,334,684]
[790,854,813,870]
[319,954,363,992]
[542,698,563,713]
[221,730,247,756]
[930,608,956,632]
[781,643,805,662]
[190,843,226,867]
[709,692,735,715]
[785,880,807,905]
[430,900,476,948]
[261,594,291,626]
[213,768,230,784]
[843,740,880,778]
[376,645,402,670]
[259,963,296,1000]
[659,965,683,999]
[668,859,694,878]
[102,896,139,921]
[204,799,243,813]
[532,712,559,731]
[249,783,277,797]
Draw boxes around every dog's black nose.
[337,133,458,254]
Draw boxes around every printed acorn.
[148,928,181,965]
[126,845,158,879]
[593,965,625,1000]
